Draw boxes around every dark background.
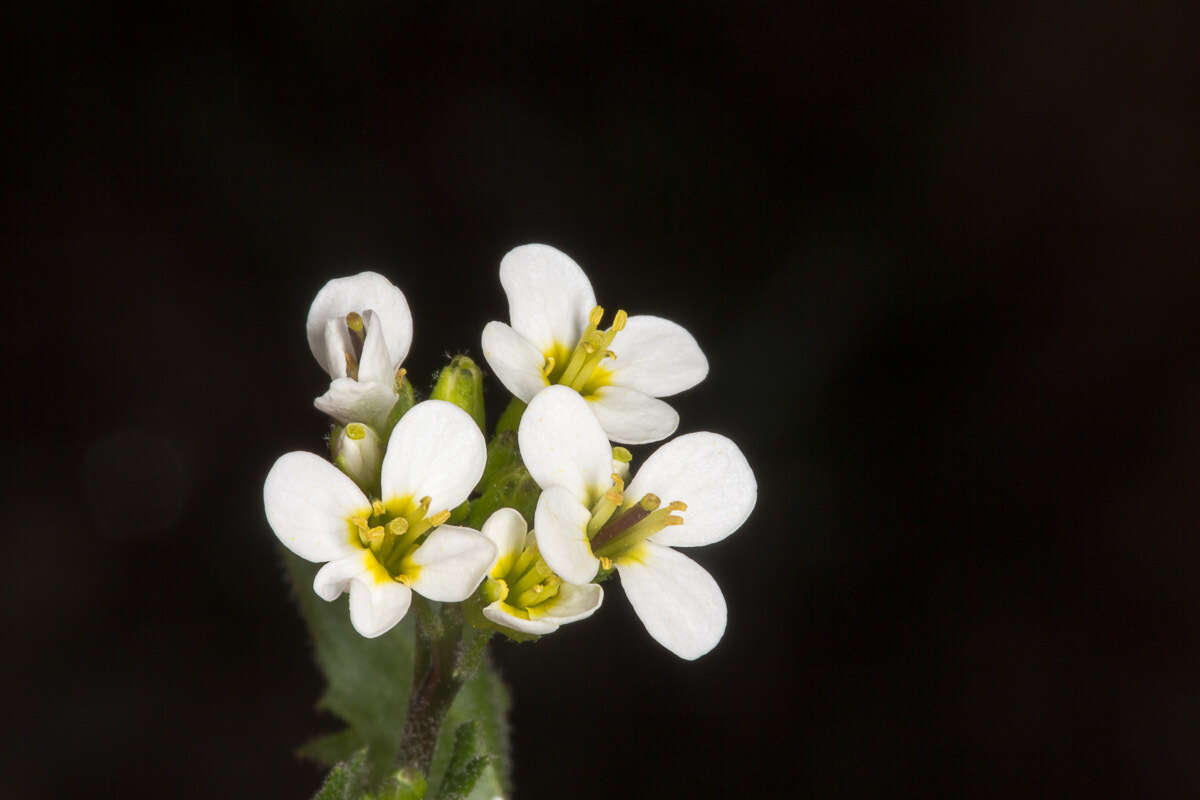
[6,2,1199,797]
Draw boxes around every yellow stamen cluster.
[586,474,687,559]
[486,537,564,619]
[554,305,626,392]
[349,495,450,580]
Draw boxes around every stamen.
[345,311,365,339]
[611,309,627,331]
[509,559,552,596]
[599,556,613,570]
[394,574,412,586]
[588,493,658,550]
[344,351,359,380]
[426,510,451,527]
[372,499,387,516]
[668,501,687,513]
[510,539,540,579]
[588,305,604,327]
[394,366,407,391]
[587,474,626,536]
[541,355,556,378]
[387,517,409,536]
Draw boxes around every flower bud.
[382,371,416,438]
[431,355,485,432]
[332,422,383,494]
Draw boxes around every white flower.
[307,271,413,432]
[518,386,756,659]
[476,508,603,636]
[481,244,708,444]
[264,400,496,638]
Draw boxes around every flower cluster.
[265,244,756,659]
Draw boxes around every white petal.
[313,550,372,601]
[533,486,599,584]
[314,378,398,432]
[627,432,757,547]
[499,244,596,354]
[527,581,603,625]
[481,321,550,402]
[323,318,352,379]
[615,542,726,660]
[380,400,486,513]
[264,451,367,562]
[307,271,413,376]
[480,508,529,579]
[482,602,560,635]
[356,310,395,384]
[606,315,708,397]
[587,386,679,445]
[518,386,613,504]
[404,525,497,602]
[348,574,413,638]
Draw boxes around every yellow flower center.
[543,305,626,396]
[483,537,562,619]
[346,495,450,582]
[585,472,686,559]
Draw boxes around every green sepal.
[475,430,519,493]
[494,397,525,435]
[447,500,471,525]
[466,463,540,529]
[311,748,368,800]
[431,355,485,432]
[383,376,417,439]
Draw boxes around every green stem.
[395,598,491,779]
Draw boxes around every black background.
[7,2,1199,798]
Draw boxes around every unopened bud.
[382,372,416,437]
[332,422,383,494]
[431,355,486,432]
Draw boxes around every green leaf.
[298,727,362,768]
[285,552,415,783]
[311,748,368,800]
[285,552,512,797]
[430,656,511,800]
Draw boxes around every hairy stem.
[395,598,491,779]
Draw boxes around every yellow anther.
[582,341,596,354]
[610,473,624,492]
[367,526,386,548]
[344,351,359,380]
[427,510,451,527]
[372,499,386,516]
[541,355,556,377]
[668,501,688,512]
[588,306,604,326]
[664,515,684,526]
[640,494,662,512]
[604,490,622,504]
[417,496,432,514]
[387,517,409,536]
[394,366,407,389]
[611,309,627,331]
[394,574,412,586]
[599,556,613,570]
[345,311,365,335]
[603,350,616,360]
[612,446,632,463]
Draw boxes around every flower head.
[307,271,414,431]
[481,244,708,444]
[518,386,756,659]
[475,508,603,636]
[264,400,496,638]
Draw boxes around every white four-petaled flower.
[264,400,496,638]
[476,508,604,636]
[481,244,708,444]
[307,271,414,432]
[518,386,757,659]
